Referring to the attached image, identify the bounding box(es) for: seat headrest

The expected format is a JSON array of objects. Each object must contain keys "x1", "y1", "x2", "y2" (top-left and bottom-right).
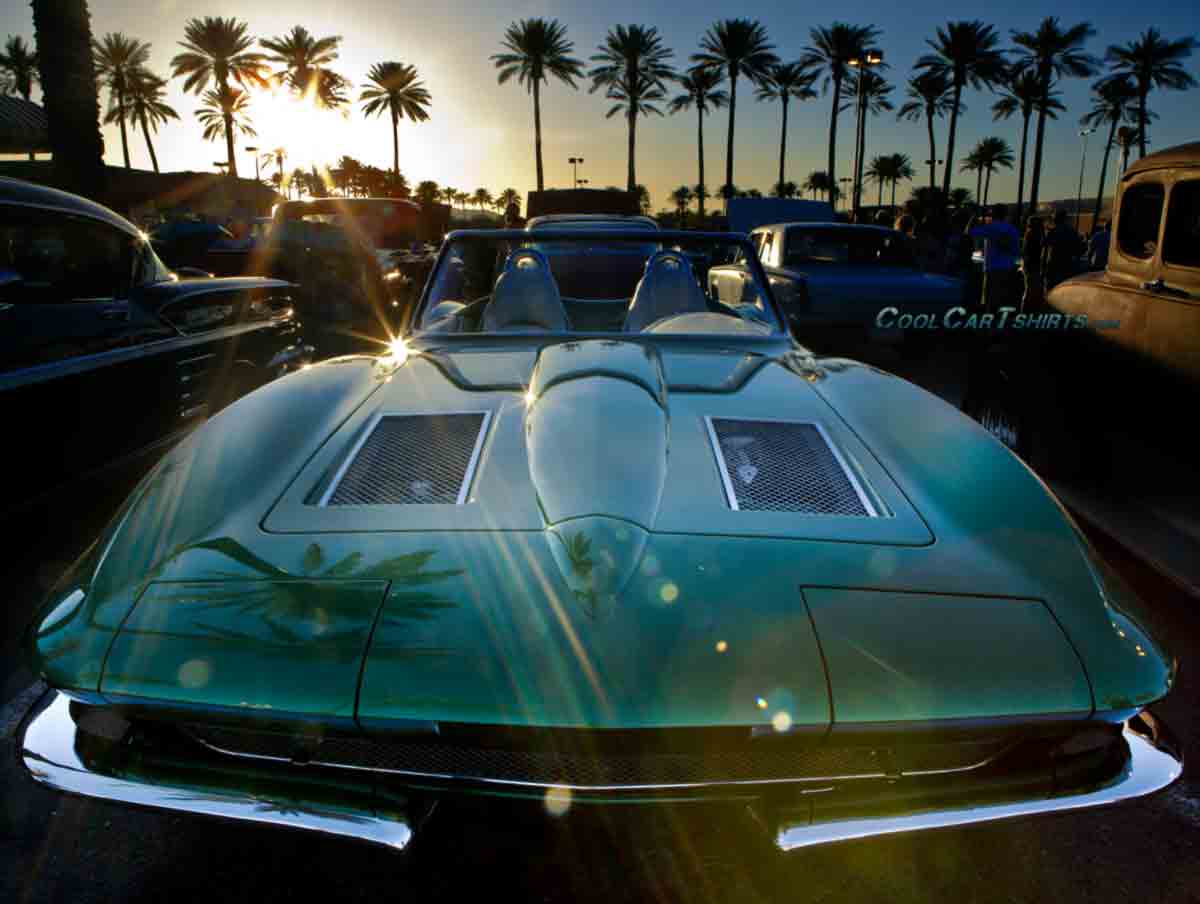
[
  {"x1": 623, "y1": 250, "x2": 708, "y2": 332},
  {"x1": 482, "y1": 248, "x2": 569, "y2": 332}
]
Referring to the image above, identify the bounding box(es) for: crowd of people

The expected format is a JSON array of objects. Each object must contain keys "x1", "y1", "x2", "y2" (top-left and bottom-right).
[{"x1": 852, "y1": 202, "x2": 1108, "y2": 314}]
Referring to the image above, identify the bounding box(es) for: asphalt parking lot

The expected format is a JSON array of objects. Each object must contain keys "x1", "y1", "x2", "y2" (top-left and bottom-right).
[{"x1": 3, "y1": 347, "x2": 1198, "y2": 904}]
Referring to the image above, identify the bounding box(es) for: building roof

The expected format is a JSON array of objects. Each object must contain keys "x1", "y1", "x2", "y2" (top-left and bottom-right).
[
  {"x1": 0, "y1": 96, "x2": 49, "y2": 155},
  {"x1": 1124, "y1": 142, "x2": 1200, "y2": 178}
]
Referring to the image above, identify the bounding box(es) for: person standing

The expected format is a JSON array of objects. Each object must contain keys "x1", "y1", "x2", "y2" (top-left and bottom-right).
[
  {"x1": 969, "y1": 204, "x2": 1020, "y2": 311},
  {"x1": 1021, "y1": 216, "x2": 1045, "y2": 313},
  {"x1": 1088, "y1": 220, "x2": 1111, "y2": 271},
  {"x1": 1043, "y1": 209, "x2": 1080, "y2": 292}
]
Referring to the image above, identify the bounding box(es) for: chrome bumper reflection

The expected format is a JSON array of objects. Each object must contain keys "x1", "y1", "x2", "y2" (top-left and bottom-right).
[
  {"x1": 776, "y1": 711, "x2": 1181, "y2": 851},
  {"x1": 19, "y1": 693, "x2": 412, "y2": 851}
]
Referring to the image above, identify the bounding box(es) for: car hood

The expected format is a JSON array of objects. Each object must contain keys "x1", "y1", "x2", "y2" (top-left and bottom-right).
[
  {"x1": 31, "y1": 340, "x2": 1172, "y2": 732},
  {"x1": 789, "y1": 266, "x2": 962, "y2": 306}
]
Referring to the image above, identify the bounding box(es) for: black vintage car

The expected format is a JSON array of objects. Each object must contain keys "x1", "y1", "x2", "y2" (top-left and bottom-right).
[{"x1": 0, "y1": 177, "x2": 312, "y2": 520}]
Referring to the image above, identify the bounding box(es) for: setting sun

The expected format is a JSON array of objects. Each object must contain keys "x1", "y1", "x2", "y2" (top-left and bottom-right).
[{"x1": 249, "y1": 84, "x2": 353, "y2": 175}]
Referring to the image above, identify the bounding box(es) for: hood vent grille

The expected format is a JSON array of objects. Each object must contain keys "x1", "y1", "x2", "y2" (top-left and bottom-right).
[
  {"x1": 320, "y1": 412, "x2": 491, "y2": 506},
  {"x1": 706, "y1": 417, "x2": 876, "y2": 516}
]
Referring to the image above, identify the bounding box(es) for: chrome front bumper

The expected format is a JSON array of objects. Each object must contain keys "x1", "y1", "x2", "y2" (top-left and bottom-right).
[{"x1": 20, "y1": 691, "x2": 1182, "y2": 853}]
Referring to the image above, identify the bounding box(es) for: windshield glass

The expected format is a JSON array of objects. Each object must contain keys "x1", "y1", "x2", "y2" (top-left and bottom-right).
[
  {"x1": 417, "y1": 232, "x2": 781, "y2": 336},
  {"x1": 785, "y1": 228, "x2": 916, "y2": 269}
]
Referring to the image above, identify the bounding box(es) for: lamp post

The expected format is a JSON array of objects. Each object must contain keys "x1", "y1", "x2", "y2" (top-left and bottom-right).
[
  {"x1": 245, "y1": 145, "x2": 260, "y2": 182},
  {"x1": 847, "y1": 48, "x2": 884, "y2": 221},
  {"x1": 1075, "y1": 128, "x2": 1096, "y2": 232},
  {"x1": 568, "y1": 156, "x2": 584, "y2": 188}
]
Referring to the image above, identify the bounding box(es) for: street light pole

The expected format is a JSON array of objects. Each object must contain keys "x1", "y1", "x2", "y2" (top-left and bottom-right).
[
  {"x1": 568, "y1": 156, "x2": 584, "y2": 188},
  {"x1": 847, "y1": 49, "x2": 883, "y2": 221},
  {"x1": 1075, "y1": 128, "x2": 1095, "y2": 232},
  {"x1": 246, "y1": 146, "x2": 260, "y2": 182}
]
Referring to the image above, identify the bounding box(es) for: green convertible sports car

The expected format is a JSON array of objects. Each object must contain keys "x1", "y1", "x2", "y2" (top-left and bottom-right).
[{"x1": 21, "y1": 230, "x2": 1180, "y2": 852}]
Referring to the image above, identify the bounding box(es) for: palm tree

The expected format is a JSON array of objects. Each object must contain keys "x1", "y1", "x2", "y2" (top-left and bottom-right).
[
  {"x1": 691, "y1": 19, "x2": 778, "y2": 200},
  {"x1": 261, "y1": 146, "x2": 286, "y2": 186},
  {"x1": 196, "y1": 85, "x2": 256, "y2": 150},
  {"x1": 915, "y1": 20, "x2": 1006, "y2": 199},
  {"x1": 589, "y1": 25, "x2": 675, "y2": 191},
  {"x1": 0, "y1": 34, "x2": 40, "y2": 157},
  {"x1": 415, "y1": 180, "x2": 440, "y2": 209},
  {"x1": 1011, "y1": 18, "x2": 1098, "y2": 216},
  {"x1": 865, "y1": 155, "x2": 889, "y2": 207},
  {"x1": 497, "y1": 187, "x2": 521, "y2": 213},
  {"x1": 991, "y1": 68, "x2": 1066, "y2": 222},
  {"x1": 803, "y1": 171, "x2": 831, "y2": 200},
  {"x1": 92, "y1": 33, "x2": 150, "y2": 169},
  {"x1": 961, "y1": 147, "x2": 985, "y2": 206},
  {"x1": 1115, "y1": 126, "x2": 1140, "y2": 175},
  {"x1": 772, "y1": 180, "x2": 799, "y2": 199},
  {"x1": 973, "y1": 137, "x2": 1014, "y2": 205},
  {"x1": 471, "y1": 187, "x2": 494, "y2": 211},
  {"x1": 121, "y1": 69, "x2": 178, "y2": 173},
  {"x1": 171, "y1": 17, "x2": 267, "y2": 177},
  {"x1": 289, "y1": 165, "x2": 305, "y2": 199},
  {"x1": 260, "y1": 25, "x2": 348, "y2": 108},
  {"x1": 1081, "y1": 75, "x2": 1138, "y2": 224},
  {"x1": 670, "y1": 185, "x2": 694, "y2": 222},
  {"x1": 898, "y1": 71, "x2": 957, "y2": 190},
  {"x1": 667, "y1": 68, "x2": 728, "y2": 218},
  {"x1": 756, "y1": 61, "x2": 818, "y2": 190},
  {"x1": 842, "y1": 69, "x2": 894, "y2": 208},
  {"x1": 359, "y1": 62, "x2": 431, "y2": 180},
  {"x1": 635, "y1": 184, "x2": 652, "y2": 215},
  {"x1": 949, "y1": 187, "x2": 973, "y2": 208},
  {"x1": 883, "y1": 152, "x2": 915, "y2": 208},
  {"x1": 30, "y1": 1, "x2": 105, "y2": 195},
  {"x1": 492, "y1": 19, "x2": 584, "y2": 192},
  {"x1": 1104, "y1": 29, "x2": 1198, "y2": 160},
  {"x1": 802, "y1": 23, "x2": 880, "y2": 202}
]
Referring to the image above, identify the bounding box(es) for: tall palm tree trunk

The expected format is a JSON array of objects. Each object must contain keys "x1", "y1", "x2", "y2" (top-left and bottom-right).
[
  {"x1": 1027, "y1": 71, "x2": 1051, "y2": 214},
  {"x1": 854, "y1": 102, "x2": 867, "y2": 212},
  {"x1": 533, "y1": 78, "x2": 544, "y2": 192},
  {"x1": 22, "y1": 84, "x2": 34, "y2": 159},
  {"x1": 1094, "y1": 117, "x2": 1118, "y2": 224},
  {"x1": 627, "y1": 108, "x2": 637, "y2": 192},
  {"x1": 1015, "y1": 112, "x2": 1030, "y2": 223},
  {"x1": 31, "y1": 0, "x2": 106, "y2": 201},
  {"x1": 877, "y1": 179, "x2": 883, "y2": 208},
  {"x1": 827, "y1": 76, "x2": 841, "y2": 202},
  {"x1": 975, "y1": 167, "x2": 982, "y2": 204},
  {"x1": 390, "y1": 107, "x2": 399, "y2": 176},
  {"x1": 941, "y1": 79, "x2": 963, "y2": 199},
  {"x1": 222, "y1": 111, "x2": 238, "y2": 177},
  {"x1": 724, "y1": 65, "x2": 738, "y2": 200},
  {"x1": 925, "y1": 110, "x2": 936, "y2": 189},
  {"x1": 139, "y1": 110, "x2": 159, "y2": 172},
  {"x1": 696, "y1": 106, "x2": 706, "y2": 217},
  {"x1": 777, "y1": 96, "x2": 789, "y2": 189},
  {"x1": 115, "y1": 86, "x2": 131, "y2": 168},
  {"x1": 891, "y1": 178, "x2": 897, "y2": 209},
  {"x1": 984, "y1": 166, "x2": 993, "y2": 206},
  {"x1": 1137, "y1": 88, "x2": 1147, "y2": 159}
]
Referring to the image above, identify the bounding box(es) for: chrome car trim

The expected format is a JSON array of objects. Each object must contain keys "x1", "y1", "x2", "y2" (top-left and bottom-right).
[
  {"x1": 776, "y1": 711, "x2": 1182, "y2": 851},
  {"x1": 20, "y1": 694, "x2": 412, "y2": 851}
]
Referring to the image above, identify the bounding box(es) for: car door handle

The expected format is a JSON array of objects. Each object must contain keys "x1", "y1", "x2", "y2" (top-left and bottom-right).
[{"x1": 1141, "y1": 279, "x2": 1192, "y2": 299}]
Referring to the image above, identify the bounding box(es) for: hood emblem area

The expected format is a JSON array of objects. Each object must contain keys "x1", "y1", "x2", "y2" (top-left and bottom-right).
[
  {"x1": 705, "y1": 417, "x2": 878, "y2": 516},
  {"x1": 318, "y1": 411, "x2": 491, "y2": 506}
]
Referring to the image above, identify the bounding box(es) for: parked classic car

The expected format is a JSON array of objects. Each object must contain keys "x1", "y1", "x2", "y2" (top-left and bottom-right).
[
  {"x1": 0, "y1": 177, "x2": 312, "y2": 520},
  {"x1": 710, "y1": 222, "x2": 963, "y2": 347},
  {"x1": 962, "y1": 142, "x2": 1199, "y2": 478},
  {"x1": 22, "y1": 230, "x2": 1179, "y2": 854}
]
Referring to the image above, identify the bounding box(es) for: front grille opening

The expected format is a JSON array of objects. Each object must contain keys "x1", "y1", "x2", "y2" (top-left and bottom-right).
[
  {"x1": 318, "y1": 412, "x2": 491, "y2": 506},
  {"x1": 706, "y1": 417, "x2": 877, "y2": 516}
]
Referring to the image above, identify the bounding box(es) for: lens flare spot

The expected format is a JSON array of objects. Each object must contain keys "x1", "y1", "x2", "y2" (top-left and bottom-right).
[
  {"x1": 772, "y1": 711, "x2": 793, "y2": 733},
  {"x1": 544, "y1": 785, "x2": 572, "y2": 817},
  {"x1": 659, "y1": 581, "x2": 679, "y2": 604},
  {"x1": 386, "y1": 337, "x2": 409, "y2": 364},
  {"x1": 715, "y1": 640, "x2": 728, "y2": 653},
  {"x1": 178, "y1": 659, "x2": 211, "y2": 689},
  {"x1": 756, "y1": 697, "x2": 769, "y2": 710}
]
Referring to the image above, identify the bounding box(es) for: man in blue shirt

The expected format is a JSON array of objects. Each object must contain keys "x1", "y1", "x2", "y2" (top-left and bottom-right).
[{"x1": 969, "y1": 204, "x2": 1021, "y2": 311}]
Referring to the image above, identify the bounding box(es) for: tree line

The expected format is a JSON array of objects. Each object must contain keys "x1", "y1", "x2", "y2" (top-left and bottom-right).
[{"x1": 2, "y1": 13, "x2": 1196, "y2": 224}]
